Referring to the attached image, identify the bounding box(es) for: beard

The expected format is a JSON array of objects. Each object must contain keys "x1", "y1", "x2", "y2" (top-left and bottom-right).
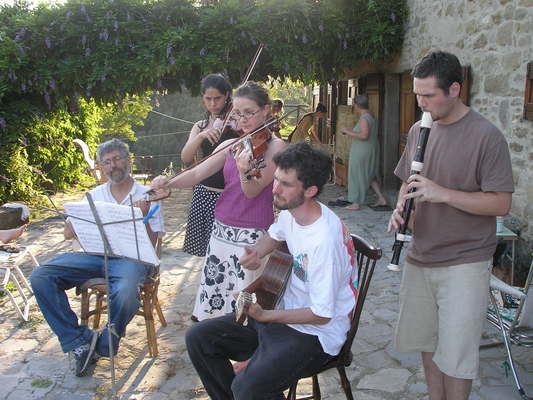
[
  {"x1": 105, "y1": 167, "x2": 128, "y2": 184},
  {"x1": 274, "y1": 191, "x2": 305, "y2": 211}
]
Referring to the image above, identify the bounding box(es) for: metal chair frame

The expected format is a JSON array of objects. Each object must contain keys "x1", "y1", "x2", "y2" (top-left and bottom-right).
[
  {"x1": 484, "y1": 258, "x2": 533, "y2": 400},
  {"x1": 287, "y1": 233, "x2": 382, "y2": 400}
]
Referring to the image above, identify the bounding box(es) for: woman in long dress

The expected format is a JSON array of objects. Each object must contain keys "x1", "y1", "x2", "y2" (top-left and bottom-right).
[
  {"x1": 152, "y1": 81, "x2": 286, "y2": 320},
  {"x1": 340, "y1": 95, "x2": 387, "y2": 210}
]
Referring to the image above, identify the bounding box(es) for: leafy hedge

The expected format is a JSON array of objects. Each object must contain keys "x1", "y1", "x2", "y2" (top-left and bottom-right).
[{"x1": 0, "y1": 0, "x2": 407, "y2": 203}]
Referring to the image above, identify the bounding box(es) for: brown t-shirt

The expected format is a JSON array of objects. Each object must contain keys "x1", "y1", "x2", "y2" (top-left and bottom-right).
[{"x1": 395, "y1": 109, "x2": 514, "y2": 268}]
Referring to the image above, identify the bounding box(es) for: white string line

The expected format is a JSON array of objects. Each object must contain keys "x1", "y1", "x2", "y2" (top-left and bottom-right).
[{"x1": 149, "y1": 109, "x2": 196, "y2": 125}]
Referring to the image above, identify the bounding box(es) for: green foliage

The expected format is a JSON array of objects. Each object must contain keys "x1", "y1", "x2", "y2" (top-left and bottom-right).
[{"x1": 0, "y1": 0, "x2": 407, "y2": 204}]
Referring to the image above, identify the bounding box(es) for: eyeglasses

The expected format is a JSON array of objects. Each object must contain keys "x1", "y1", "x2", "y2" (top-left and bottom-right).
[
  {"x1": 100, "y1": 155, "x2": 128, "y2": 167},
  {"x1": 231, "y1": 109, "x2": 261, "y2": 121}
]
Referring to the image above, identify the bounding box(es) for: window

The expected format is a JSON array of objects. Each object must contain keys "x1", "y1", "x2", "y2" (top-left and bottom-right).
[{"x1": 524, "y1": 62, "x2": 533, "y2": 121}]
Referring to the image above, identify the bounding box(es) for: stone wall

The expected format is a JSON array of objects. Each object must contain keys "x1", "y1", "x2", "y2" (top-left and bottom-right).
[{"x1": 388, "y1": 0, "x2": 533, "y2": 268}]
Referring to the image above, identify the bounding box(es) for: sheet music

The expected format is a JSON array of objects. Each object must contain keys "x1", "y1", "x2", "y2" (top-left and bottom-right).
[{"x1": 64, "y1": 201, "x2": 159, "y2": 266}]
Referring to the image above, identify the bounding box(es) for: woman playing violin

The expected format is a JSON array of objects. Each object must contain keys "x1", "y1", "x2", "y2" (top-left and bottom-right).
[
  {"x1": 152, "y1": 81, "x2": 286, "y2": 321},
  {"x1": 181, "y1": 74, "x2": 240, "y2": 260}
]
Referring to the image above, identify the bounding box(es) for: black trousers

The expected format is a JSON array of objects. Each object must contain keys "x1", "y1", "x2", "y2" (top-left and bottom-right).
[{"x1": 185, "y1": 314, "x2": 332, "y2": 400}]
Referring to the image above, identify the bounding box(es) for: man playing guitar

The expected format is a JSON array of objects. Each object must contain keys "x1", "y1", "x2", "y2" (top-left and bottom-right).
[{"x1": 185, "y1": 142, "x2": 358, "y2": 400}]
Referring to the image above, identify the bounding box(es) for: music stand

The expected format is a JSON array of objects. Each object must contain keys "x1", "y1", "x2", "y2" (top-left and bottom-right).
[{"x1": 40, "y1": 192, "x2": 157, "y2": 399}]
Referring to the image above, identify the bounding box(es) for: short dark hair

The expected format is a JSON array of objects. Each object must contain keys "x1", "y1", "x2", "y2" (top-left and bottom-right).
[
  {"x1": 353, "y1": 94, "x2": 369, "y2": 109},
  {"x1": 273, "y1": 142, "x2": 331, "y2": 196},
  {"x1": 315, "y1": 103, "x2": 327, "y2": 113},
  {"x1": 272, "y1": 99, "x2": 283, "y2": 109},
  {"x1": 412, "y1": 51, "x2": 463, "y2": 95}
]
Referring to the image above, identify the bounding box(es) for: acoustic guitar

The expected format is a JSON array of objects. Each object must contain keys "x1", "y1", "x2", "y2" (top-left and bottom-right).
[{"x1": 235, "y1": 247, "x2": 293, "y2": 325}]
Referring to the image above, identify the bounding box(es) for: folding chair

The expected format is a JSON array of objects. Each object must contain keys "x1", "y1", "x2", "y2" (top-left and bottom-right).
[
  {"x1": 287, "y1": 233, "x2": 382, "y2": 400},
  {"x1": 1, "y1": 247, "x2": 39, "y2": 321},
  {"x1": 485, "y1": 258, "x2": 533, "y2": 400}
]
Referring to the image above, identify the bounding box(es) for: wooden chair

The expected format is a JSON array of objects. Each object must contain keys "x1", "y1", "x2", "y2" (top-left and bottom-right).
[
  {"x1": 78, "y1": 235, "x2": 167, "y2": 357},
  {"x1": 287, "y1": 233, "x2": 382, "y2": 400}
]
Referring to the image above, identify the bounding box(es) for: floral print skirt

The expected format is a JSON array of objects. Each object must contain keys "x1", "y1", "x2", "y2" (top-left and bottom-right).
[{"x1": 192, "y1": 219, "x2": 265, "y2": 321}]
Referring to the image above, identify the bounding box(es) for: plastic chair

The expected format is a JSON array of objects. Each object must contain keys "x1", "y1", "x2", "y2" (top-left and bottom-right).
[
  {"x1": 484, "y1": 258, "x2": 533, "y2": 400},
  {"x1": 287, "y1": 233, "x2": 382, "y2": 400},
  {"x1": 77, "y1": 234, "x2": 167, "y2": 357}
]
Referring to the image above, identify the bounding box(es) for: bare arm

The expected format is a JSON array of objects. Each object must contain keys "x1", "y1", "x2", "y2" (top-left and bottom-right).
[
  {"x1": 404, "y1": 174, "x2": 512, "y2": 216},
  {"x1": 341, "y1": 117, "x2": 369, "y2": 140},
  {"x1": 248, "y1": 306, "x2": 331, "y2": 325},
  {"x1": 181, "y1": 121, "x2": 222, "y2": 164},
  {"x1": 152, "y1": 139, "x2": 234, "y2": 190},
  {"x1": 236, "y1": 138, "x2": 287, "y2": 198},
  {"x1": 239, "y1": 234, "x2": 283, "y2": 270},
  {"x1": 64, "y1": 220, "x2": 76, "y2": 240}
]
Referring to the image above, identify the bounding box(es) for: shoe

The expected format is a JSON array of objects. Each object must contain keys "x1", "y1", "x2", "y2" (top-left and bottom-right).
[{"x1": 70, "y1": 330, "x2": 98, "y2": 377}]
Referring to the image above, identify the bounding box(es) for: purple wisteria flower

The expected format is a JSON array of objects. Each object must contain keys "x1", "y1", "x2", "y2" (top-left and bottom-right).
[
  {"x1": 199, "y1": 48, "x2": 206, "y2": 56},
  {"x1": 66, "y1": 11, "x2": 72, "y2": 19},
  {"x1": 318, "y1": 24, "x2": 324, "y2": 32},
  {"x1": 127, "y1": 12, "x2": 132, "y2": 21},
  {"x1": 101, "y1": 74, "x2": 106, "y2": 82},
  {"x1": 15, "y1": 27, "x2": 28, "y2": 41},
  {"x1": 45, "y1": 37, "x2": 52, "y2": 48},
  {"x1": 80, "y1": 5, "x2": 86, "y2": 14},
  {"x1": 17, "y1": 46, "x2": 25, "y2": 55},
  {"x1": 169, "y1": 56, "x2": 176, "y2": 65},
  {"x1": 301, "y1": 34, "x2": 308, "y2": 44},
  {"x1": 81, "y1": 35, "x2": 87, "y2": 47},
  {"x1": 99, "y1": 29, "x2": 109, "y2": 41},
  {"x1": 49, "y1": 79, "x2": 56, "y2": 90},
  {"x1": 85, "y1": 47, "x2": 91, "y2": 57},
  {"x1": 0, "y1": 119, "x2": 7, "y2": 129},
  {"x1": 166, "y1": 46, "x2": 172, "y2": 58},
  {"x1": 114, "y1": 39, "x2": 120, "y2": 47},
  {"x1": 60, "y1": 23, "x2": 65, "y2": 31},
  {"x1": 390, "y1": 12, "x2": 397, "y2": 23},
  {"x1": 114, "y1": 20, "x2": 119, "y2": 31},
  {"x1": 21, "y1": 82, "x2": 26, "y2": 91}
]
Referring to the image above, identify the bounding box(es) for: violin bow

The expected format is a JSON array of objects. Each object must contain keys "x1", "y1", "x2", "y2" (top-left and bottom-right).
[
  {"x1": 146, "y1": 107, "x2": 298, "y2": 200},
  {"x1": 218, "y1": 44, "x2": 265, "y2": 134}
]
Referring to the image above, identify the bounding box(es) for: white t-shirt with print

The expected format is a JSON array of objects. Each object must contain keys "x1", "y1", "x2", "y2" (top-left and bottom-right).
[{"x1": 268, "y1": 202, "x2": 357, "y2": 356}]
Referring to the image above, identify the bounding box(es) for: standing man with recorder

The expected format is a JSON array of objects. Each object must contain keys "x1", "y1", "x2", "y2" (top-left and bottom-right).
[{"x1": 388, "y1": 51, "x2": 514, "y2": 400}]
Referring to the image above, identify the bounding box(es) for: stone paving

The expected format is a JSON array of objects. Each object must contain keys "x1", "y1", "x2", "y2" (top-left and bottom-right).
[{"x1": 1, "y1": 184, "x2": 532, "y2": 399}]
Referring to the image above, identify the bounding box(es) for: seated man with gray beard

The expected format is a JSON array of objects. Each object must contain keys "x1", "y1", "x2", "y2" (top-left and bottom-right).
[{"x1": 30, "y1": 138, "x2": 165, "y2": 377}]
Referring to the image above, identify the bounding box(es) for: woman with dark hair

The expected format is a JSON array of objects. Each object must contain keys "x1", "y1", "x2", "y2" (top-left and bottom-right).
[
  {"x1": 180, "y1": 74, "x2": 240, "y2": 258},
  {"x1": 152, "y1": 81, "x2": 286, "y2": 320},
  {"x1": 340, "y1": 94, "x2": 387, "y2": 210},
  {"x1": 268, "y1": 98, "x2": 284, "y2": 139}
]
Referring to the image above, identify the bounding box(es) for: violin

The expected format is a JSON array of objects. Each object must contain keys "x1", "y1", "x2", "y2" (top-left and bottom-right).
[{"x1": 231, "y1": 127, "x2": 272, "y2": 180}]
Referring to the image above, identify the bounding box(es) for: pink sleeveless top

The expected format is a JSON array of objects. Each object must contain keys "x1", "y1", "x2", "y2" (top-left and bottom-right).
[{"x1": 214, "y1": 152, "x2": 274, "y2": 230}]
